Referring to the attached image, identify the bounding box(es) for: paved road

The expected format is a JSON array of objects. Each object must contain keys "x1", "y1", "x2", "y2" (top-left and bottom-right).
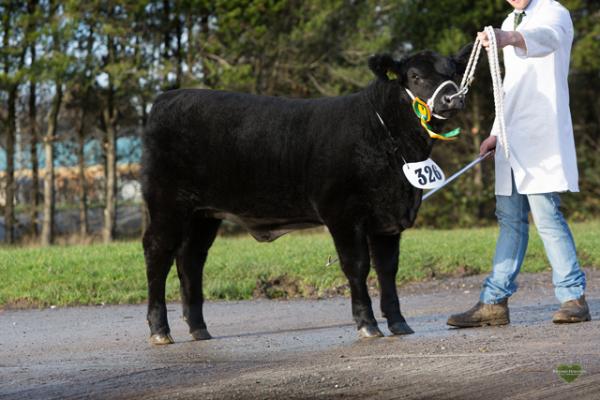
[{"x1": 1, "y1": 270, "x2": 599, "y2": 400}]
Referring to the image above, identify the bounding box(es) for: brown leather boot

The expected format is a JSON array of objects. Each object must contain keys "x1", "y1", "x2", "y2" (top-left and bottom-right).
[
  {"x1": 552, "y1": 295, "x2": 591, "y2": 323},
  {"x1": 447, "y1": 298, "x2": 510, "y2": 328}
]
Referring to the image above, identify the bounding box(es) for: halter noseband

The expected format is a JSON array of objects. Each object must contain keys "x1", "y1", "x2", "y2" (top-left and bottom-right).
[
  {"x1": 404, "y1": 80, "x2": 462, "y2": 141},
  {"x1": 404, "y1": 80, "x2": 461, "y2": 120}
]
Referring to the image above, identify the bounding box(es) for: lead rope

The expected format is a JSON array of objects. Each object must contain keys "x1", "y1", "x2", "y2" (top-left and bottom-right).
[
  {"x1": 458, "y1": 32, "x2": 483, "y2": 91},
  {"x1": 485, "y1": 26, "x2": 509, "y2": 159},
  {"x1": 450, "y1": 26, "x2": 509, "y2": 159}
]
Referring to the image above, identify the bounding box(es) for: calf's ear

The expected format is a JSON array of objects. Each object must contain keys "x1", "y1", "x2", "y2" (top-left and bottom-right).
[
  {"x1": 452, "y1": 42, "x2": 474, "y2": 75},
  {"x1": 368, "y1": 53, "x2": 403, "y2": 81}
]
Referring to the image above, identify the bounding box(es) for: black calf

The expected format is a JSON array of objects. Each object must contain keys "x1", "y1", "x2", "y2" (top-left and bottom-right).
[{"x1": 142, "y1": 45, "x2": 472, "y2": 344}]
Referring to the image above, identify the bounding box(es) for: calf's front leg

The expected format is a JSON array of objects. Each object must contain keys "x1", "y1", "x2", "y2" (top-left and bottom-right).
[
  {"x1": 369, "y1": 233, "x2": 414, "y2": 335},
  {"x1": 328, "y1": 223, "x2": 383, "y2": 338}
]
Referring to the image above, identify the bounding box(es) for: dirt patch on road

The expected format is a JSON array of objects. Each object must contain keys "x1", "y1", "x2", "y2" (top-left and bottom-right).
[{"x1": 252, "y1": 274, "x2": 383, "y2": 300}]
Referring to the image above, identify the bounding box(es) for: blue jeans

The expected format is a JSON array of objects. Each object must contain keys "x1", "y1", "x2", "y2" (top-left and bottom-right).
[{"x1": 480, "y1": 176, "x2": 586, "y2": 304}]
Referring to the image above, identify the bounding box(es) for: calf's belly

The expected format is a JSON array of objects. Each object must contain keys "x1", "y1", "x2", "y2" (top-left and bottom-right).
[{"x1": 207, "y1": 210, "x2": 322, "y2": 242}]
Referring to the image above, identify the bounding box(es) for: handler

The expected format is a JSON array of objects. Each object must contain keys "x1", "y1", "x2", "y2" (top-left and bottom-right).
[{"x1": 447, "y1": 0, "x2": 590, "y2": 327}]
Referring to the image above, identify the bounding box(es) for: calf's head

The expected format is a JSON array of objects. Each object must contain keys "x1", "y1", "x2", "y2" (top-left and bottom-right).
[{"x1": 368, "y1": 44, "x2": 473, "y2": 119}]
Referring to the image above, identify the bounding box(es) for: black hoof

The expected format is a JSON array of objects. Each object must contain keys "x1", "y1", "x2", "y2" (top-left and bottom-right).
[
  {"x1": 149, "y1": 333, "x2": 174, "y2": 345},
  {"x1": 358, "y1": 325, "x2": 384, "y2": 339},
  {"x1": 191, "y1": 328, "x2": 212, "y2": 340},
  {"x1": 389, "y1": 321, "x2": 415, "y2": 335}
]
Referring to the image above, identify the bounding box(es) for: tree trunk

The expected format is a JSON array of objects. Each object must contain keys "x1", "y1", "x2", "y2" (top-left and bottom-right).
[
  {"x1": 102, "y1": 108, "x2": 117, "y2": 244},
  {"x1": 162, "y1": 0, "x2": 171, "y2": 56},
  {"x1": 29, "y1": 46, "x2": 39, "y2": 237},
  {"x1": 470, "y1": 91, "x2": 485, "y2": 219},
  {"x1": 162, "y1": 0, "x2": 172, "y2": 89},
  {"x1": 175, "y1": 10, "x2": 183, "y2": 88},
  {"x1": 102, "y1": 29, "x2": 119, "y2": 244},
  {"x1": 41, "y1": 82, "x2": 62, "y2": 246},
  {"x1": 77, "y1": 110, "x2": 89, "y2": 238},
  {"x1": 77, "y1": 19, "x2": 95, "y2": 240},
  {"x1": 199, "y1": 12, "x2": 210, "y2": 86},
  {"x1": 4, "y1": 86, "x2": 17, "y2": 244},
  {"x1": 1, "y1": 3, "x2": 24, "y2": 244},
  {"x1": 185, "y1": 12, "x2": 195, "y2": 83}
]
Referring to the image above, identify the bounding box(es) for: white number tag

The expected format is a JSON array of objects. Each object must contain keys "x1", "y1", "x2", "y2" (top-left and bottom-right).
[{"x1": 402, "y1": 158, "x2": 446, "y2": 189}]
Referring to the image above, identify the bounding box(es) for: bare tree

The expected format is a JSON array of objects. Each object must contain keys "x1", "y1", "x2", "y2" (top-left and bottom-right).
[
  {"x1": 76, "y1": 109, "x2": 89, "y2": 237},
  {"x1": 40, "y1": 84, "x2": 62, "y2": 246},
  {"x1": 40, "y1": 1, "x2": 65, "y2": 246},
  {"x1": 1, "y1": 3, "x2": 27, "y2": 244},
  {"x1": 76, "y1": 23, "x2": 96, "y2": 239},
  {"x1": 101, "y1": 33, "x2": 118, "y2": 243},
  {"x1": 27, "y1": 0, "x2": 40, "y2": 238}
]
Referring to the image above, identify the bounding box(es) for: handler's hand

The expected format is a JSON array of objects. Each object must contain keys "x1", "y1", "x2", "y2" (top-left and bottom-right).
[
  {"x1": 480, "y1": 135, "x2": 497, "y2": 156},
  {"x1": 477, "y1": 28, "x2": 514, "y2": 50},
  {"x1": 477, "y1": 28, "x2": 527, "y2": 50}
]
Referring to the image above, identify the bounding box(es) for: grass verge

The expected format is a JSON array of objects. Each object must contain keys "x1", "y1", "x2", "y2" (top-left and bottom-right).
[{"x1": 1, "y1": 220, "x2": 599, "y2": 308}]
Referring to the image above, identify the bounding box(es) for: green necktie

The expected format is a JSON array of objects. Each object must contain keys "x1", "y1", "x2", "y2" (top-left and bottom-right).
[{"x1": 514, "y1": 11, "x2": 526, "y2": 29}]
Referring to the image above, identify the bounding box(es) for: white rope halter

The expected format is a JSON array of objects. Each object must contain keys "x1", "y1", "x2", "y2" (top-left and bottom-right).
[{"x1": 404, "y1": 80, "x2": 461, "y2": 120}]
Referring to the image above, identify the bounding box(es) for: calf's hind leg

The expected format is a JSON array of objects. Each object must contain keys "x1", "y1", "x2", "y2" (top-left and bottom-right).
[
  {"x1": 175, "y1": 217, "x2": 222, "y2": 341},
  {"x1": 143, "y1": 217, "x2": 182, "y2": 345},
  {"x1": 369, "y1": 234, "x2": 414, "y2": 335}
]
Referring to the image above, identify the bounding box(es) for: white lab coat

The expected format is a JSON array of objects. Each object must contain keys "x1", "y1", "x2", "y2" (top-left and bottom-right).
[{"x1": 492, "y1": 0, "x2": 578, "y2": 195}]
